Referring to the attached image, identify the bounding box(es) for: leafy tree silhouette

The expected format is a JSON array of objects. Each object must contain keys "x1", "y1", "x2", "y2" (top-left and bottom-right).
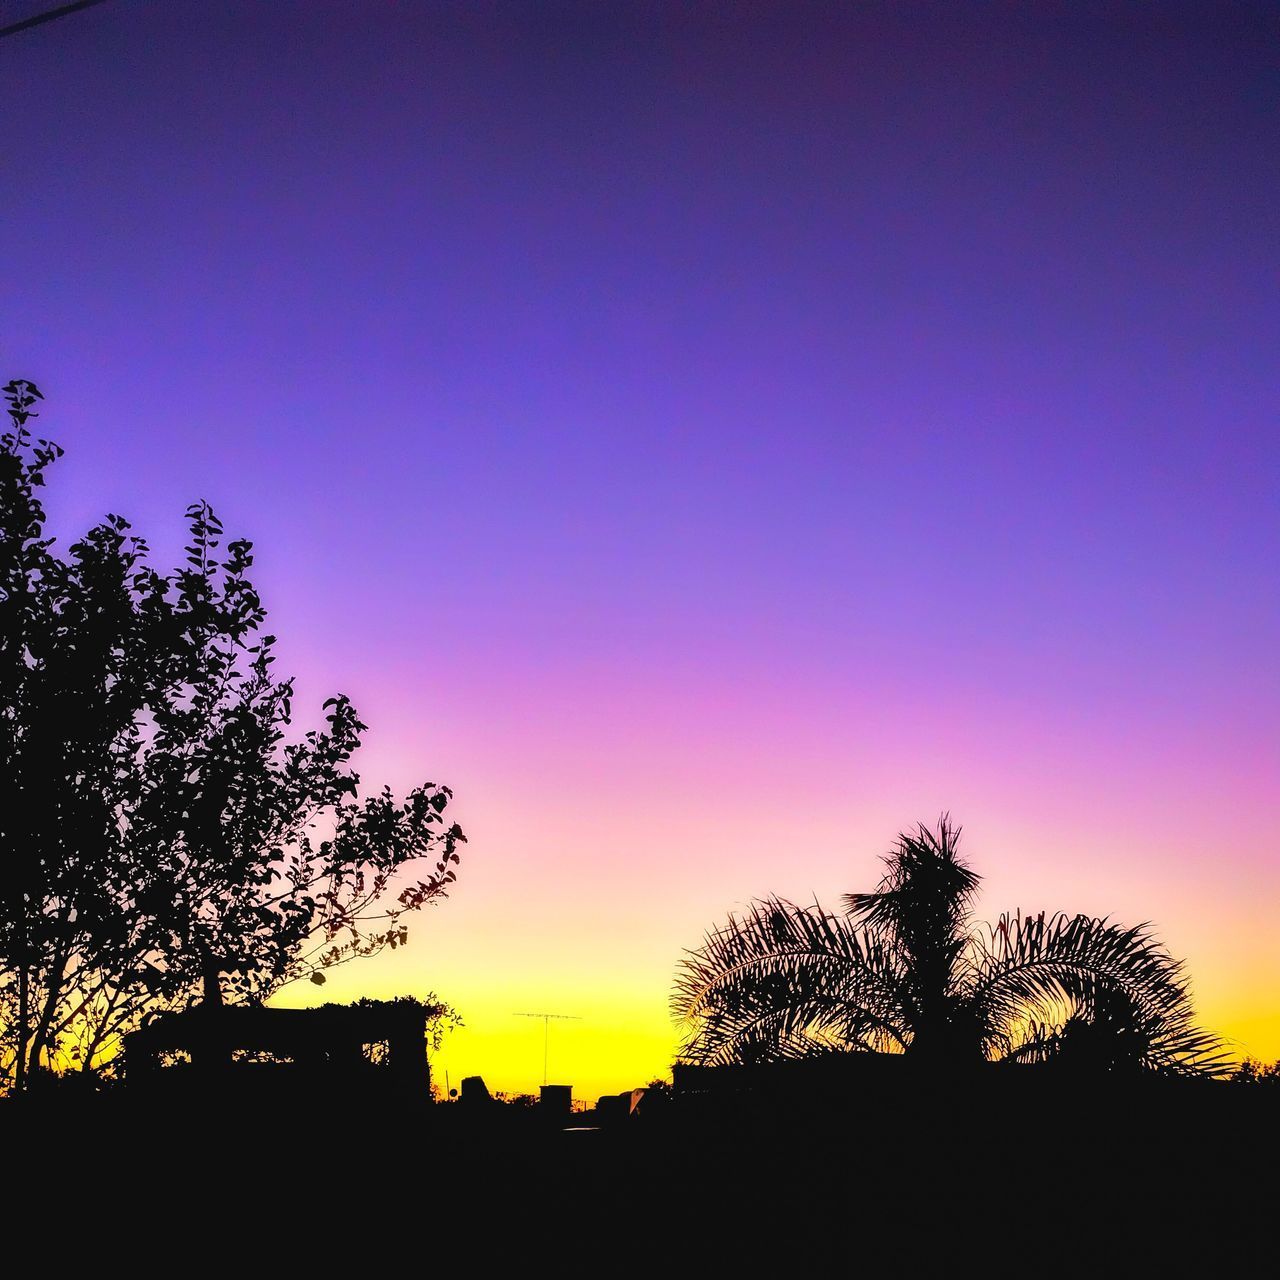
[
  {"x1": 1230, "y1": 1058, "x2": 1280, "y2": 1085},
  {"x1": 0, "y1": 379, "x2": 464, "y2": 1091},
  {"x1": 673, "y1": 816, "x2": 1222, "y2": 1075}
]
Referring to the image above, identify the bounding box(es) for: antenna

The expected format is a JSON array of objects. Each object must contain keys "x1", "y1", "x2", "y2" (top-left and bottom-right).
[{"x1": 514, "y1": 1011, "x2": 581, "y2": 1087}]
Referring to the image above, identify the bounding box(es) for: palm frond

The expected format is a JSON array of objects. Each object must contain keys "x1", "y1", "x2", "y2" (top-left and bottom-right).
[
  {"x1": 673, "y1": 817, "x2": 1224, "y2": 1079},
  {"x1": 672, "y1": 898, "x2": 908, "y2": 1065},
  {"x1": 972, "y1": 911, "x2": 1226, "y2": 1076},
  {"x1": 844, "y1": 815, "x2": 978, "y2": 978}
]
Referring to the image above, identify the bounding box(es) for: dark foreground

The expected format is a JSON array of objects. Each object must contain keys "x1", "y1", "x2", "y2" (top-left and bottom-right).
[{"x1": 4, "y1": 1070, "x2": 1275, "y2": 1262}]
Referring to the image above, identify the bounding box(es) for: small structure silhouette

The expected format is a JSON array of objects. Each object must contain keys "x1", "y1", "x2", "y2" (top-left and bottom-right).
[
  {"x1": 459, "y1": 1074, "x2": 494, "y2": 1105},
  {"x1": 596, "y1": 1087, "x2": 649, "y2": 1123},
  {"x1": 539, "y1": 1084, "x2": 572, "y2": 1117},
  {"x1": 124, "y1": 998, "x2": 436, "y2": 1097}
]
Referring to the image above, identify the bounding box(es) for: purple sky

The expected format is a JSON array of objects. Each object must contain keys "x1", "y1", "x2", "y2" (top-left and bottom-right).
[{"x1": 4, "y1": 2, "x2": 1277, "y2": 1090}]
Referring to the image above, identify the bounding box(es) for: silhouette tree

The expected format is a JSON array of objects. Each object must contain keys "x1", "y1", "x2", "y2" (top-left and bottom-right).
[
  {"x1": 0, "y1": 379, "x2": 464, "y2": 1090},
  {"x1": 1230, "y1": 1058, "x2": 1280, "y2": 1086},
  {"x1": 673, "y1": 817, "x2": 1221, "y2": 1076},
  {"x1": 0, "y1": 377, "x2": 136, "y2": 1091}
]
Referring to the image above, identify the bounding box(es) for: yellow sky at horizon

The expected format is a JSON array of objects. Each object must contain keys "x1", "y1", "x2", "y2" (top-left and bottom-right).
[{"x1": 274, "y1": 916, "x2": 1280, "y2": 1102}]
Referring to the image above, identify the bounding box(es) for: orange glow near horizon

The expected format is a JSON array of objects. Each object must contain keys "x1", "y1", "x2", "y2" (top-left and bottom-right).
[
  {"x1": 270, "y1": 689, "x2": 1280, "y2": 1099},
  {"x1": 8, "y1": 1, "x2": 1277, "y2": 1103}
]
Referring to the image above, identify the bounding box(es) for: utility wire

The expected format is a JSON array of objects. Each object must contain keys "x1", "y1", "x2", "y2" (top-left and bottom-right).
[{"x1": 0, "y1": 1, "x2": 111, "y2": 41}]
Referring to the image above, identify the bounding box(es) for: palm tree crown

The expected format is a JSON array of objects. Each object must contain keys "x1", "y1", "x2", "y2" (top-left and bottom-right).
[{"x1": 673, "y1": 817, "x2": 1221, "y2": 1075}]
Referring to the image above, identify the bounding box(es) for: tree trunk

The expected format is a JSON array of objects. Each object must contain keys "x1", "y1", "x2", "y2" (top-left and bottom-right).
[
  {"x1": 202, "y1": 950, "x2": 224, "y2": 1008},
  {"x1": 15, "y1": 954, "x2": 28, "y2": 1094},
  {"x1": 27, "y1": 913, "x2": 72, "y2": 1079},
  {"x1": 199, "y1": 945, "x2": 231, "y2": 1072}
]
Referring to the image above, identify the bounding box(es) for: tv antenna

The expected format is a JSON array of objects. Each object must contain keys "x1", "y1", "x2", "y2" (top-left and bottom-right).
[{"x1": 515, "y1": 1011, "x2": 581, "y2": 1086}]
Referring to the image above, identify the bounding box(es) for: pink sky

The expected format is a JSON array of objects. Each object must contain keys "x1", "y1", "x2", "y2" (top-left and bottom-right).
[{"x1": 6, "y1": 3, "x2": 1277, "y2": 1096}]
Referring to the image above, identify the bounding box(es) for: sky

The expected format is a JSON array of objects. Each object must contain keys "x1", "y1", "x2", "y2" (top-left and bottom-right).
[{"x1": 3, "y1": 0, "x2": 1277, "y2": 1097}]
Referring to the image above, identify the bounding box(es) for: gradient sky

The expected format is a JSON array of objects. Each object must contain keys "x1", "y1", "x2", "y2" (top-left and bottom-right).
[{"x1": 4, "y1": 1, "x2": 1277, "y2": 1096}]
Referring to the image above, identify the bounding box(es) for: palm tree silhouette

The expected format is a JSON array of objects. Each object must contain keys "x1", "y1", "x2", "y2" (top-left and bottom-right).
[{"x1": 673, "y1": 817, "x2": 1221, "y2": 1075}]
